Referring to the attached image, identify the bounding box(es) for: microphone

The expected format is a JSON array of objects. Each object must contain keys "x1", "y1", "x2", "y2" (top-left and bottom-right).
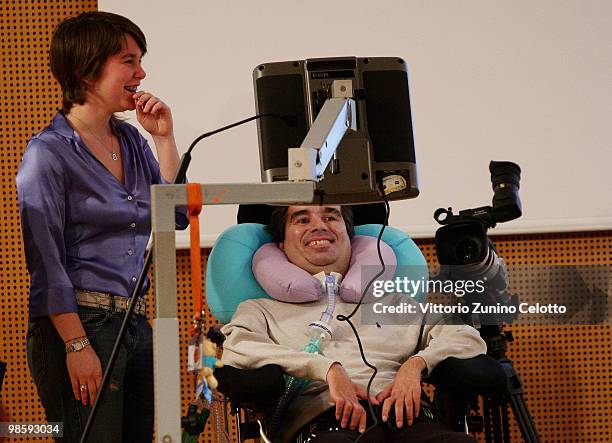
[{"x1": 174, "y1": 113, "x2": 296, "y2": 184}]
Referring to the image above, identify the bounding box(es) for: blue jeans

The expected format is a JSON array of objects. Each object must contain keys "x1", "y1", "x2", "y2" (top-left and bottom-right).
[{"x1": 27, "y1": 307, "x2": 154, "y2": 442}]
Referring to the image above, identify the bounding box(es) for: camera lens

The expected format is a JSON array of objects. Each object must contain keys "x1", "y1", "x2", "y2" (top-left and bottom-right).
[
  {"x1": 435, "y1": 220, "x2": 488, "y2": 265},
  {"x1": 456, "y1": 239, "x2": 480, "y2": 263}
]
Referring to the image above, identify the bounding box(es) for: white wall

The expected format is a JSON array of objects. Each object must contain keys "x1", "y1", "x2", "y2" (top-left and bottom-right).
[{"x1": 101, "y1": 0, "x2": 612, "y2": 247}]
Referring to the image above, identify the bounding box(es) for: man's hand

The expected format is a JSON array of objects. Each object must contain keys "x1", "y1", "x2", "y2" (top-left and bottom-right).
[
  {"x1": 67, "y1": 347, "x2": 103, "y2": 407},
  {"x1": 376, "y1": 356, "x2": 426, "y2": 428},
  {"x1": 326, "y1": 363, "x2": 378, "y2": 433}
]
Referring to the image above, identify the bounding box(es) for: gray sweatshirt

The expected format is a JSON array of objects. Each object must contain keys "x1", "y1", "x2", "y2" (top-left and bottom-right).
[{"x1": 221, "y1": 295, "x2": 487, "y2": 441}]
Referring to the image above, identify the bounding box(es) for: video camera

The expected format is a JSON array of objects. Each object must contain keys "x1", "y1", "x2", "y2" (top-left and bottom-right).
[{"x1": 433, "y1": 161, "x2": 522, "y2": 323}]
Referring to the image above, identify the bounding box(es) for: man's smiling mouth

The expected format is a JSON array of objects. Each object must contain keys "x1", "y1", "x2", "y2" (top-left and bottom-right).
[{"x1": 307, "y1": 239, "x2": 332, "y2": 247}]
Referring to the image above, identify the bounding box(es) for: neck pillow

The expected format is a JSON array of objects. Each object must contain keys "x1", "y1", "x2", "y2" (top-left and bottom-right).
[
  {"x1": 252, "y1": 236, "x2": 397, "y2": 303},
  {"x1": 205, "y1": 223, "x2": 428, "y2": 324}
]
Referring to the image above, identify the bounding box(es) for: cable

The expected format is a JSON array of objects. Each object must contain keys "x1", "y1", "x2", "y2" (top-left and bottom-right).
[
  {"x1": 173, "y1": 113, "x2": 292, "y2": 185},
  {"x1": 186, "y1": 113, "x2": 292, "y2": 155},
  {"x1": 335, "y1": 183, "x2": 391, "y2": 442}
]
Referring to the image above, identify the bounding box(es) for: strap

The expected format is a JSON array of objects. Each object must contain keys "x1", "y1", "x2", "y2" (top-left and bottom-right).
[{"x1": 187, "y1": 183, "x2": 203, "y2": 333}]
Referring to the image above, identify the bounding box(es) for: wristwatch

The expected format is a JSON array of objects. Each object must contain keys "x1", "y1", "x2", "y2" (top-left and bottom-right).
[{"x1": 65, "y1": 338, "x2": 91, "y2": 353}]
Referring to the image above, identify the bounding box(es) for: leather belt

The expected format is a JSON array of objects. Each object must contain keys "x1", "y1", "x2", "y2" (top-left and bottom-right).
[{"x1": 76, "y1": 289, "x2": 146, "y2": 316}]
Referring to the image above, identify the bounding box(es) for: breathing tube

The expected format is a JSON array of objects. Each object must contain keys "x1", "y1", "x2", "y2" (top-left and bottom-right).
[{"x1": 267, "y1": 272, "x2": 341, "y2": 437}]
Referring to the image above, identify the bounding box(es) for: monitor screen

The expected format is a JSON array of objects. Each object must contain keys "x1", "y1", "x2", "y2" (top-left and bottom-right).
[{"x1": 253, "y1": 56, "x2": 419, "y2": 204}]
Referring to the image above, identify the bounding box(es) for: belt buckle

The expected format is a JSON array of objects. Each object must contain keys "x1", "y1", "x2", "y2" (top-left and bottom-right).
[
  {"x1": 135, "y1": 297, "x2": 145, "y2": 315},
  {"x1": 133, "y1": 297, "x2": 139, "y2": 314},
  {"x1": 133, "y1": 297, "x2": 143, "y2": 314},
  {"x1": 127, "y1": 296, "x2": 137, "y2": 314}
]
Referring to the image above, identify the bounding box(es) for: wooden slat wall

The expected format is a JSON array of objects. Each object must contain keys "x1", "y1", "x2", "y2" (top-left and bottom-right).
[{"x1": 1, "y1": 1, "x2": 610, "y2": 441}]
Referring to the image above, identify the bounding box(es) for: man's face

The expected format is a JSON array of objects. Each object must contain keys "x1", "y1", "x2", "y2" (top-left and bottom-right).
[{"x1": 280, "y1": 206, "x2": 351, "y2": 276}]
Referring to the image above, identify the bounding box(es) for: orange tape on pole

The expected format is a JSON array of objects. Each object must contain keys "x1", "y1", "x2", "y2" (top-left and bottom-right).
[{"x1": 187, "y1": 183, "x2": 203, "y2": 323}]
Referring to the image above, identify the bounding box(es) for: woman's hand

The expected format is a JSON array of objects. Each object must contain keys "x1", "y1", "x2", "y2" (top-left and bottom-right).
[
  {"x1": 132, "y1": 90, "x2": 180, "y2": 181},
  {"x1": 67, "y1": 347, "x2": 103, "y2": 407},
  {"x1": 133, "y1": 91, "x2": 174, "y2": 138},
  {"x1": 50, "y1": 312, "x2": 104, "y2": 407}
]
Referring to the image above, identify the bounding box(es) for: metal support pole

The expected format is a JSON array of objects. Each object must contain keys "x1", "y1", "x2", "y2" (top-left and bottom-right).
[{"x1": 151, "y1": 181, "x2": 315, "y2": 442}]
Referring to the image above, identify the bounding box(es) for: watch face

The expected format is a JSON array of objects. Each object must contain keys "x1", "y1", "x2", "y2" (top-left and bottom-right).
[{"x1": 74, "y1": 342, "x2": 83, "y2": 351}]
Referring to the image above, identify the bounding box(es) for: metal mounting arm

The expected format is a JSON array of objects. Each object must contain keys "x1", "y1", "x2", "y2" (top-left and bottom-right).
[{"x1": 288, "y1": 98, "x2": 356, "y2": 181}]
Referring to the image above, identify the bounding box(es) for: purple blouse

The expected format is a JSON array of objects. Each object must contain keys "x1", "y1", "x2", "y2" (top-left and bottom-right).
[{"x1": 17, "y1": 113, "x2": 188, "y2": 318}]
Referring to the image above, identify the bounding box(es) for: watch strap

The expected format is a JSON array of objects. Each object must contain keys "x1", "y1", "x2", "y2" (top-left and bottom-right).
[{"x1": 65, "y1": 338, "x2": 91, "y2": 353}]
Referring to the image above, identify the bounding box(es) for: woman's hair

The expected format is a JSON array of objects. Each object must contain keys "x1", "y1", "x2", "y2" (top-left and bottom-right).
[
  {"x1": 50, "y1": 11, "x2": 147, "y2": 112},
  {"x1": 266, "y1": 206, "x2": 355, "y2": 243}
]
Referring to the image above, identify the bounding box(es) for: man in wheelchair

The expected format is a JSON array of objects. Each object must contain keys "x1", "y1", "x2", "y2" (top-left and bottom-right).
[{"x1": 220, "y1": 205, "x2": 486, "y2": 442}]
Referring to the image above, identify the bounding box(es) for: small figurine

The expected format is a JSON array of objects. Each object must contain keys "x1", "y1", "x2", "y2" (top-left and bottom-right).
[{"x1": 195, "y1": 338, "x2": 223, "y2": 402}]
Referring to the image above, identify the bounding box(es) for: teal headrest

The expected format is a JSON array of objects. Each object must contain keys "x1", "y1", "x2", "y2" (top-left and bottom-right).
[{"x1": 206, "y1": 223, "x2": 428, "y2": 323}]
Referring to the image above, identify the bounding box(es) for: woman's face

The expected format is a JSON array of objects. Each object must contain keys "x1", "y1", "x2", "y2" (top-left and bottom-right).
[{"x1": 86, "y1": 34, "x2": 146, "y2": 113}]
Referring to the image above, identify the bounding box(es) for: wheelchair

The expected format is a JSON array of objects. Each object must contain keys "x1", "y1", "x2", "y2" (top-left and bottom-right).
[{"x1": 207, "y1": 204, "x2": 508, "y2": 442}]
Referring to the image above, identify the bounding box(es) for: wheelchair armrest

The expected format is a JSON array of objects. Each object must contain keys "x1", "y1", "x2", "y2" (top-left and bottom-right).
[
  {"x1": 427, "y1": 354, "x2": 507, "y2": 396},
  {"x1": 215, "y1": 364, "x2": 285, "y2": 405}
]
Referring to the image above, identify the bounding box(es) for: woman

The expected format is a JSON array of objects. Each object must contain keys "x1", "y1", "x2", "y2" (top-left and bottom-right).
[{"x1": 17, "y1": 11, "x2": 187, "y2": 442}]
